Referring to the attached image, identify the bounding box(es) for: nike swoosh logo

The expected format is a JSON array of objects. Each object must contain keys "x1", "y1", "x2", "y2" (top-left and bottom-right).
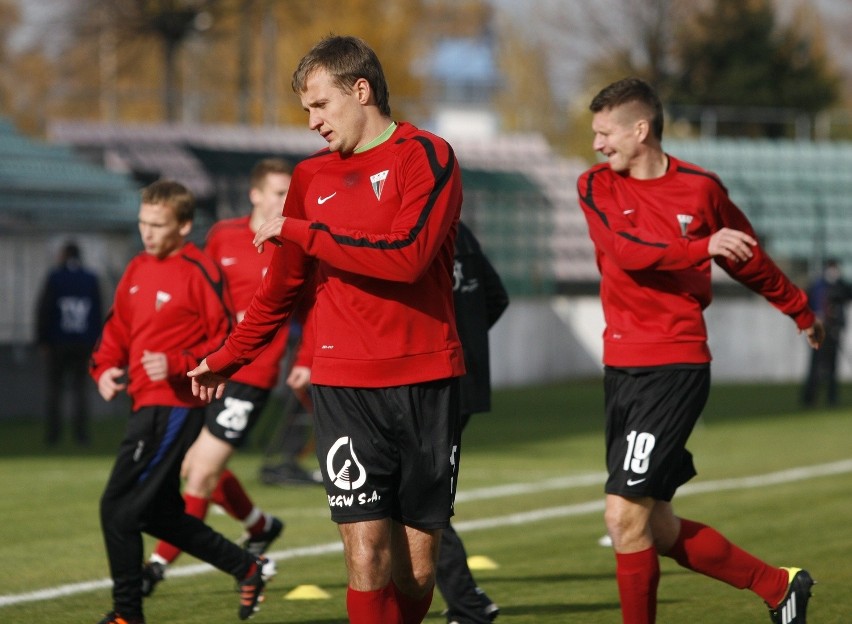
[
  {"x1": 318, "y1": 192, "x2": 337, "y2": 205},
  {"x1": 626, "y1": 478, "x2": 646, "y2": 486},
  {"x1": 220, "y1": 257, "x2": 237, "y2": 266}
]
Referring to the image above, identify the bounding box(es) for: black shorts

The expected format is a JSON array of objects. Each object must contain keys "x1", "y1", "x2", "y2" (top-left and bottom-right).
[
  {"x1": 604, "y1": 365, "x2": 710, "y2": 501},
  {"x1": 312, "y1": 378, "x2": 461, "y2": 529},
  {"x1": 204, "y1": 381, "x2": 270, "y2": 449}
]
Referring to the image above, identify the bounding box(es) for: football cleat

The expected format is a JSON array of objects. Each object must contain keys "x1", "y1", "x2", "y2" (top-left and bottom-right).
[
  {"x1": 446, "y1": 587, "x2": 499, "y2": 624},
  {"x1": 240, "y1": 516, "x2": 285, "y2": 557},
  {"x1": 96, "y1": 611, "x2": 145, "y2": 624},
  {"x1": 238, "y1": 556, "x2": 275, "y2": 620},
  {"x1": 140, "y1": 560, "x2": 166, "y2": 597},
  {"x1": 767, "y1": 567, "x2": 814, "y2": 624}
]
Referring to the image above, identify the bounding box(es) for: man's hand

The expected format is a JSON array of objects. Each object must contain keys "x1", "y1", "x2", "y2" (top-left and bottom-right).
[
  {"x1": 141, "y1": 350, "x2": 168, "y2": 382},
  {"x1": 286, "y1": 365, "x2": 311, "y2": 392},
  {"x1": 253, "y1": 215, "x2": 286, "y2": 254},
  {"x1": 97, "y1": 367, "x2": 127, "y2": 401},
  {"x1": 187, "y1": 358, "x2": 227, "y2": 403},
  {"x1": 802, "y1": 320, "x2": 826, "y2": 350},
  {"x1": 707, "y1": 227, "x2": 757, "y2": 263}
]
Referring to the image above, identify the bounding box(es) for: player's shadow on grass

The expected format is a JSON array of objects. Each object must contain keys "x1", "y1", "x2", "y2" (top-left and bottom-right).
[
  {"x1": 483, "y1": 570, "x2": 616, "y2": 584},
  {"x1": 496, "y1": 601, "x2": 622, "y2": 616}
]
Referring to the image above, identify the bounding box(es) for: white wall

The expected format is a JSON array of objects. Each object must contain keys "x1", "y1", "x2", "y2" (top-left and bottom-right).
[{"x1": 489, "y1": 295, "x2": 845, "y2": 386}]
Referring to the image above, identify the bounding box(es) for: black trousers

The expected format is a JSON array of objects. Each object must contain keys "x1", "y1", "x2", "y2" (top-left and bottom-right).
[
  {"x1": 44, "y1": 343, "x2": 91, "y2": 444},
  {"x1": 435, "y1": 412, "x2": 492, "y2": 624},
  {"x1": 100, "y1": 405, "x2": 254, "y2": 618},
  {"x1": 802, "y1": 335, "x2": 841, "y2": 406}
]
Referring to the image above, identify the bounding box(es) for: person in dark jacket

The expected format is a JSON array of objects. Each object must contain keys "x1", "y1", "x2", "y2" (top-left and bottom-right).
[
  {"x1": 801, "y1": 258, "x2": 852, "y2": 407},
  {"x1": 36, "y1": 240, "x2": 103, "y2": 446},
  {"x1": 437, "y1": 220, "x2": 509, "y2": 624}
]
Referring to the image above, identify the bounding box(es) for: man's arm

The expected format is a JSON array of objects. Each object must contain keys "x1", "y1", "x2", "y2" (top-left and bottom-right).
[
  {"x1": 203, "y1": 239, "x2": 314, "y2": 377},
  {"x1": 711, "y1": 194, "x2": 816, "y2": 332}
]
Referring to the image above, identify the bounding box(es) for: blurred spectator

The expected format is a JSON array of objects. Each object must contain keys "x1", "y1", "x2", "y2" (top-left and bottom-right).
[
  {"x1": 801, "y1": 258, "x2": 852, "y2": 407},
  {"x1": 36, "y1": 240, "x2": 103, "y2": 446}
]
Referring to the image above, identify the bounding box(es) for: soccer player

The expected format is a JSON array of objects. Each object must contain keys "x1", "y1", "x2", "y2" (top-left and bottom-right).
[
  {"x1": 189, "y1": 35, "x2": 465, "y2": 624},
  {"x1": 90, "y1": 180, "x2": 273, "y2": 624},
  {"x1": 140, "y1": 159, "x2": 311, "y2": 595},
  {"x1": 577, "y1": 77, "x2": 824, "y2": 624}
]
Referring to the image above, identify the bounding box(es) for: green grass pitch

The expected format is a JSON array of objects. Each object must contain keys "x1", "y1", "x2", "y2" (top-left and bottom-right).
[{"x1": 1, "y1": 379, "x2": 850, "y2": 623}]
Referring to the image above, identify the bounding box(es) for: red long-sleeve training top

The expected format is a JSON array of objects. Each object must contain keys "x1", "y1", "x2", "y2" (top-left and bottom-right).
[
  {"x1": 206, "y1": 122, "x2": 465, "y2": 387},
  {"x1": 577, "y1": 155, "x2": 814, "y2": 367},
  {"x1": 90, "y1": 243, "x2": 231, "y2": 410}
]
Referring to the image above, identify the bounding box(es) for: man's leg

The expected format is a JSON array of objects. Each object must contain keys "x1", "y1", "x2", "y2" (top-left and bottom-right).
[
  {"x1": 69, "y1": 346, "x2": 92, "y2": 445},
  {"x1": 655, "y1": 511, "x2": 791, "y2": 607},
  {"x1": 339, "y1": 518, "x2": 440, "y2": 624},
  {"x1": 212, "y1": 468, "x2": 284, "y2": 554},
  {"x1": 605, "y1": 494, "x2": 659, "y2": 624},
  {"x1": 44, "y1": 348, "x2": 62, "y2": 445},
  {"x1": 391, "y1": 521, "x2": 440, "y2": 624},
  {"x1": 824, "y1": 339, "x2": 840, "y2": 406},
  {"x1": 436, "y1": 524, "x2": 495, "y2": 623},
  {"x1": 340, "y1": 518, "x2": 401, "y2": 624},
  {"x1": 146, "y1": 429, "x2": 232, "y2": 569},
  {"x1": 801, "y1": 349, "x2": 820, "y2": 406}
]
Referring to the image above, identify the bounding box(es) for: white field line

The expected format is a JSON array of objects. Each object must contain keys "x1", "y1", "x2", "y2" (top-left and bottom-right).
[{"x1": 2, "y1": 459, "x2": 850, "y2": 608}]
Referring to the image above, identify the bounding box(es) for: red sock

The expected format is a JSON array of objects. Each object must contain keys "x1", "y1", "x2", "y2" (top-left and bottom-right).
[
  {"x1": 211, "y1": 469, "x2": 254, "y2": 520},
  {"x1": 615, "y1": 548, "x2": 659, "y2": 624},
  {"x1": 664, "y1": 518, "x2": 789, "y2": 606},
  {"x1": 346, "y1": 584, "x2": 402, "y2": 624},
  {"x1": 153, "y1": 493, "x2": 210, "y2": 563},
  {"x1": 391, "y1": 581, "x2": 433, "y2": 624}
]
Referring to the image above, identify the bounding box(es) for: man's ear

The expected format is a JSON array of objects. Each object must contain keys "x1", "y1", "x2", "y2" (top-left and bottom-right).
[
  {"x1": 354, "y1": 77, "x2": 371, "y2": 105},
  {"x1": 635, "y1": 118, "x2": 650, "y2": 142}
]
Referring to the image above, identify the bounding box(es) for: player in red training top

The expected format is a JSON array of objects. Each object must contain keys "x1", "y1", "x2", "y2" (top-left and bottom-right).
[
  {"x1": 577, "y1": 77, "x2": 824, "y2": 624},
  {"x1": 90, "y1": 180, "x2": 274, "y2": 624},
  {"x1": 189, "y1": 35, "x2": 465, "y2": 624},
  {"x1": 140, "y1": 159, "x2": 312, "y2": 596}
]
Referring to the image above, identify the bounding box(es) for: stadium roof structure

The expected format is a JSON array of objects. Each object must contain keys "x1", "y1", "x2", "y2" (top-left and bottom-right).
[
  {"x1": 48, "y1": 120, "x2": 327, "y2": 200},
  {"x1": 0, "y1": 119, "x2": 140, "y2": 232}
]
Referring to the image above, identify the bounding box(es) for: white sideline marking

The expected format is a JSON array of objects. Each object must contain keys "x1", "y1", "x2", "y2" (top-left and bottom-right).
[{"x1": 2, "y1": 459, "x2": 850, "y2": 608}]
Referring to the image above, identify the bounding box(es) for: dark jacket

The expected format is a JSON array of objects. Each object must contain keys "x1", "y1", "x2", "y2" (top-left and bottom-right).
[
  {"x1": 453, "y1": 221, "x2": 509, "y2": 415},
  {"x1": 37, "y1": 259, "x2": 103, "y2": 347}
]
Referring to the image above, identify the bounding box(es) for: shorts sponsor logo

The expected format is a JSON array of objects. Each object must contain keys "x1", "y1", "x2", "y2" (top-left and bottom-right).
[
  {"x1": 326, "y1": 436, "x2": 367, "y2": 490},
  {"x1": 326, "y1": 436, "x2": 380, "y2": 508},
  {"x1": 626, "y1": 478, "x2": 646, "y2": 486},
  {"x1": 215, "y1": 397, "x2": 253, "y2": 433}
]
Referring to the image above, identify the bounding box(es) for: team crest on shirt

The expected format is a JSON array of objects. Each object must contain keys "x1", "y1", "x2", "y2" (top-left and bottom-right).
[
  {"x1": 155, "y1": 290, "x2": 172, "y2": 311},
  {"x1": 677, "y1": 214, "x2": 694, "y2": 237},
  {"x1": 370, "y1": 170, "x2": 389, "y2": 200}
]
